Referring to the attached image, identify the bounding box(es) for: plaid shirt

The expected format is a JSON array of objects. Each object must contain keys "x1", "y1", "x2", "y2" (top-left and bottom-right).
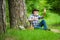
[{"x1": 28, "y1": 14, "x2": 43, "y2": 27}]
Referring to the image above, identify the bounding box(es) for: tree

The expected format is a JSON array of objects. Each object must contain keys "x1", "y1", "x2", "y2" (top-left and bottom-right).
[
  {"x1": 0, "y1": 0, "x2": 6, "y2": 34},
  {"x1": 8, "y1": 0, "x2": 29, "y2": 28}
]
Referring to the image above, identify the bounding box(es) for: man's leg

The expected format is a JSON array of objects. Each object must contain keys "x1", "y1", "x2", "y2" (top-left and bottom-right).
[
  {"x1": 39, "y1": 20, "x2": 48, "y2": 30},
  {"x1": 34, "y1": 24, "x2": 42, "y2": 29}
]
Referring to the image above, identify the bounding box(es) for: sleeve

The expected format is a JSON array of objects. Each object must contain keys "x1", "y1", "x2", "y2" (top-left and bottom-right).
[{"x1": 38, "y1": 16, "x2": 44, "y2": 19}]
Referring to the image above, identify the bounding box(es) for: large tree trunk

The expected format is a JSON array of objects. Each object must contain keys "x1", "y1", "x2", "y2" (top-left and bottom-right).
[
  {"x1": 0, "y1": 0, "x2": 6, "y2": 33},
  {"x1": 8, "y1": 0, "x2": 29, "y2": 28},
  {"x1": 8, "y1": 0, "x2": 17, "y2": 28}
]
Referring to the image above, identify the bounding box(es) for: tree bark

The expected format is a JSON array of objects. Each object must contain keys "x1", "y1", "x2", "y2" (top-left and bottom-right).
[
  {"x1": 0, "y1": 0, "x2": 6, "y2": 33},
  {"x1": 8, "y1": 0, "x2": 29, "y2": 28},
  {"x1": 8, "y1": 0, "x2": 17, "y2": 28}
]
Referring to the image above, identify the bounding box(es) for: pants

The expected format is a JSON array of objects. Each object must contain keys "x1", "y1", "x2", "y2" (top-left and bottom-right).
[{"x1": 34, "y1": 20, "x2": 48, "y2": 30}]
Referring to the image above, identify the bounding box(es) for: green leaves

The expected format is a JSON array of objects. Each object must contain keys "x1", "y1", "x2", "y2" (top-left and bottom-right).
[{"x1": 26, "y1": 0, "x2": 47, "y2": 13}]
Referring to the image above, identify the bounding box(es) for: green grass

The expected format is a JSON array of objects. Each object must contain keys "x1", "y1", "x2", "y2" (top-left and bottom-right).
[
  {"x1": 49, "y1": 26, "x2": 60, "y2": 30},
  {"x1": 0, "y1": 34, "x2": 5, "y2": 40},
  {"x1": 4, "y1": 29, "x2": 60, "y2": 40},
  {"x1": 45, "y1": 11, "x2": 60, "y2": 25}
]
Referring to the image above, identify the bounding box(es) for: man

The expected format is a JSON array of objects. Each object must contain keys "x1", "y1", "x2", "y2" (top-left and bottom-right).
[{"x1": 28, "y1": 8, "x2": 50, "y2": 30}]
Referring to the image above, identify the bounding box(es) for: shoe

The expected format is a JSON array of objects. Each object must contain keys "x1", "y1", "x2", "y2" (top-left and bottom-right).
[
  {"x1": 44, "y1": 29, "x2": 51, "y2": 31},
  {"x1": 47, "y1": 29, "x2": 51, "y2": 31}
]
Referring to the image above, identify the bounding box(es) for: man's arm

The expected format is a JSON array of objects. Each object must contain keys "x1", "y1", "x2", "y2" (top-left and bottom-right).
[{"x1": 38, "y1": 8, "x2": 46, "y2": 19}]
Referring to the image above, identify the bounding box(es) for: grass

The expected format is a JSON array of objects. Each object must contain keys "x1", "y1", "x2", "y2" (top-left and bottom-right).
[
  {"x1": 4, "y1": 29, "x2": 60, "y2": 40},
  {"x1": 0, "y1": 34, "x2": 5, "y2": 40},
  {"x1": 45, "y1": 11, "x2": 60, "y2": 25},
  {"x1": 49, "y1": 26, "x2": 60, "y2": 30}
]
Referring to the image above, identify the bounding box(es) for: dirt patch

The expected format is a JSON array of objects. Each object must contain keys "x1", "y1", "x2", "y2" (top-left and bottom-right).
[{"x1": 51, "y1": 29, "x2": 60, "y2": 33}]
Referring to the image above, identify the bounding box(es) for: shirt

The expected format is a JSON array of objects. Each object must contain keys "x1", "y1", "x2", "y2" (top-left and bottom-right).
[{"x1": 28, "y1": 14, "x2": 43, "y2": 27}]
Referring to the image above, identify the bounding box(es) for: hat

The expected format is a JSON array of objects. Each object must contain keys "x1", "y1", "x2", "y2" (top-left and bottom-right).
[{"x1": 33, "y1": 9, "x2": 39, "y2": 11}]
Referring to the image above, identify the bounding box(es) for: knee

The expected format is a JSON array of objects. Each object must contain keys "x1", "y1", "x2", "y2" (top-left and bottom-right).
[
  {"x1": 41, "y1": 20, "x2": 46, "y2": 23},
  {"x1": 42, "y1": 20, "x2": 45, "y2": 22}
]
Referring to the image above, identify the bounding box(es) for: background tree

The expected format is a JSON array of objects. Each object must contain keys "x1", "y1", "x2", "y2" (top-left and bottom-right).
[
  {"x1": 0, "y1": 0, "x2": 6, "y2": 33},
  {"x1": 46, "y1": 0, "x2": 60, "y2": 15},
  {"x1": 0, "y1": 0, "x2": 6, "y2": 40}
]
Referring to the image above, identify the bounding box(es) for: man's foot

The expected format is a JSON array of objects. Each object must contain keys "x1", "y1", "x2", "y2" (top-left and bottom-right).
[
  {"x1": 47, "y1": 29, "x2": 51, "y2": 31},
  {"x1": 44, "y1": 29, "x2": 51, "y2": 31}
]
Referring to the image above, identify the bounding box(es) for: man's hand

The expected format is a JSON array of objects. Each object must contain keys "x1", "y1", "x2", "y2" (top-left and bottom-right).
[
  {"x1": 44, "y1": 8, "x2": 46, "y2": 13},
  {"x1": 43, "y1": 8, "x2": 46, "y2": 17}
]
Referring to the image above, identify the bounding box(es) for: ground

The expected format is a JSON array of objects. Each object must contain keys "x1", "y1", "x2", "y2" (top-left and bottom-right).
[
  {"x1": 4, "y1": 28, "x2": 60, "y2": 40},
  {"x1": 51, "y1": 29, "x2": 60, "y2": 33}
]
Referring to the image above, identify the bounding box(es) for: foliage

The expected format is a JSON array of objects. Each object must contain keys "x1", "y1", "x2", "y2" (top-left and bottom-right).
[
  {"x1": 25, "y1": 0, "x2": 47, "y2": 13},
  {"x1": 26, "y1": 0, "x2": 60, "y2": 14},
  {"x1": 47, "y1": 0, "x2": 60, "y2": 13}
]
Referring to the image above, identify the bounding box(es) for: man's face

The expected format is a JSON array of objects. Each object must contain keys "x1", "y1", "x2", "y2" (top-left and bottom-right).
[{"x1": 33, "y1": 11, "x2": 39, "y2": 15}]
